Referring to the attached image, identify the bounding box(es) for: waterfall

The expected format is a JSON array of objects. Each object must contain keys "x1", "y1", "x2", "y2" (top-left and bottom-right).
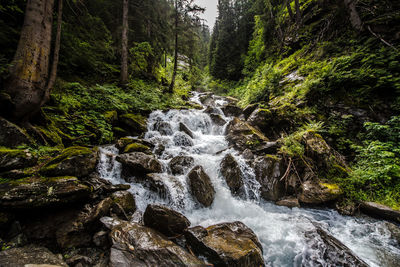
[{"x1": 98, "y1": 92, "x2": 400, "y2": 267}]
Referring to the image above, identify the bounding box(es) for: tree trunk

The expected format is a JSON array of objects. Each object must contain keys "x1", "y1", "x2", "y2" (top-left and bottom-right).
[
  {"x1": 169, "y1": 0, "x2": 179, "y2": 93},
  {"x1": 43, "y1": 0, "x2": 63, "y2": 106},
  {"x1": 294, "y1": 0, "x2": 301, "y2": 24},
  {"x1": 343, "y1": 0, "x2": 363, "y2": 31},
  {"x1": 286, "y1": 0, "x2": 294, "y2": 22},
  {"x1": 120, "y1": 0, "x2": 129, "y2": 86},
  {"x1": 5, "y1": 0, "x2": 55, "y2": 121}
]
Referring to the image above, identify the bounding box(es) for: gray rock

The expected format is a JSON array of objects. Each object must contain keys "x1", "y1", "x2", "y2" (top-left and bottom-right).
[
  {"x1": 220, "y1": 154, "x2": 244, "y2": 196},
  {"x1": 0, "y1": 245, "x2": 68, "y2": 267},
  {"x1": 221, "y1": 104, "x2": 243, "y2": 117},
  {"x1": 184, "y1": 221, "x2": 264, "y2": 267},
  {"x1": 119, "y1": 114, "x2": 147, "y2": 136},
  {"x1": 276, "y1": 197, "x2": 300, "y2": 208},
  {"x1": 117, "y1": 152, "x2": 162, "y2": 177},
  {"x1": 0, "y1": 117, "x2": 33, "y2": 148},
  {"x1": 111, "y1": 190, "x2": 136, "y2": 217},
  {"x1": 187, "y1": 166, "x2": 215, "y2": 207},
  {"x1": 360, "y1": 202, "x2": 400, "y2": 223},
  {"x1": 109, "y1": 220, "x2": 205, "y2": 267},
  {"x1": 210, "y1": 114, "x2": 227, "y2": 126},
  {"x1": 243, "y1": 104, "x2": 259, "y2": 120},
  {"x1": 179, "y1": 122, "x2": 194, "y2": 139},
  {"x1": 169, "y1": 156, "x2": 195, "y2": 175},
  {"x1": 0, "y1": 148, "x2": 37, "y2": 172},
  {"x1": 153, "y1": 121, "x2": 173, "y2": 135},
  {"x1": 173, "y1": 132, "x2": 194, "y2": 147},
  {"x1": 298, "y1": 181, "x2": 342, "y2": 205},
  {"x1": 143, "y1": 204, "x2": 190, "y2": 237}
]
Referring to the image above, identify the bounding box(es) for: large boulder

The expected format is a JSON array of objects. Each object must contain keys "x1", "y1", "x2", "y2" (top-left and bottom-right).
[
  {"x1": 143, "y1": 204, "x2": 190, "y2": 237},
  {"x1": 0, "y1": 176, "x2": 90, "y2": 210},
  {"x1": 253, "y1": 156, "x2": 286, "y2": 201},
  {"x1": 0, "y1": 117, "x2": 33, "y2": 148},
  {"x1": 184, "y1": 221, "x2": 264, "y2": 267},
  {"x1": 108, "y1": 220, "x2": 205, "y2": 267},
  {"x1": 117, "y1": 152, "x2": 162, "y2": 177},
  {"x1": 40, "y1": 146, "x2": 98, "y2": 178},
  {"x1": 0, "y1": 245, "x2": 68, "y2": 267},
  {"x1": 221, "y1": 104, "x2": 243, "y2": 117},
  {"x1": 169, "y1": 156, "x2": 195, "y2": 175},
  {"x1": 111, "y1": 190, "x2": 136, "y2": 217},
  {"x1": 225, "y1": 118, "x2": 269, "y2": 152},
  {"x1": 0, "y1": 148, "x2": 37, "y2": 172},
  {"x1": 220, "y1": 154, "x2": 244, "y2": 196},
  {"x1": 173, "y1": 132, "x2": 194, "y2": 147},
  {"x1": 360, "y1": 202, "x2": 400, "y2": 223},
  {"x1": 242, "y1": 104, "x2": 258, "y2": 120},
  {"x1": 187, "y1": 166, "x2": 215, "y2": 207},
  {"x1": 298, "y1": 181, "x2": 342, "y2": 205},
  {"x1": 119, "y1": 113, "x2": 148, "y2": 136},
  {"x1": 210, "y1": 114, "x2": 227, "y2": 126}
]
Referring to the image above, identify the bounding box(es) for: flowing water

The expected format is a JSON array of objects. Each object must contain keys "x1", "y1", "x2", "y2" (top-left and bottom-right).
[{"x1": 97, "y1": 93, "x2": 400, "y2": 266}]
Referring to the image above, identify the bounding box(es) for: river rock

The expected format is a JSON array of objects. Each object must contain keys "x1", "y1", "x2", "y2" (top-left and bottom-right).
[
  {"x1": 109, "y1": 220, "x2": 205, "y2": 267},
  {"x1": 360, "y1": 202, "x2": 400, "y2": 223},
  {"x1": 276, "y1": 197, "x2": 300, "y2": 208},
  {"x1": 179, "y1": 122, "x2": 194, "y2": 139},
  {"x1": 117, "y1": 152, "x2": 162, "y2": 176},
  {"x1": 116, "y1": 137, "x2": 154, "y2": 152},
  {"x1": 0, "y1": 148, "x2": 37, "y2": 172},
  {"x1": 225, "y1": 118, "x2": 269, "y2": 152},
  {"x1": 199, "y1": 94, "x2": 214, "y2": 106},
  {"x1": 220, "y1": 154, "x2": 244, "y2": 196},
  {"x1": 119, "y1": 113, "x2": 147, "y2": 136},
  {"x1": 169, "y1": 155, "x2": 195, "y2": 175},
  {"x1": 111, "y1": 190, "x2": 136, "y2": 217},
  {"x1": 210, "y1": 114, "x2": 227, "y2": 126},
  {"x1": 0, "y1": 117, "x2": 33, "y2": 148},
  {"x1": 298, "y1": 181, "x2": 342, "y2": 205},
  {"x1": 253, "y1": 156, "x2": 286, "y2": 201},
  {"x1": 221, "y1": 104, "x2": 243, "y2": 117},
  {"x1": 173, "y1": 132, "x2": 194, "y2": 147},
  {"x1": 204, "y1": 106, "x2": 220, "y2": 114},
  {"x1": 40, "y1": 146, "x2": 98, "y2": 178},
  {"x1": 143, "y1": 204, "x2": 191, "y2": 237},
  {"x1": 188, "y1": 166, "x2": 215, "y2": 207},
  {"x1": 0, "y1": 245, "x2": 68, "y2": 267},
  {"x1": 0, "y1": 176, "x2": 90, "y2": 210},
  {"x1": 247, "y1": 108, "x2": 272, "y2": 132},
  {"x1": 385, "y1": 222, "x2": 400, "y2": 244},
  {"x1": 153, "y1": 121, "x2": 173, "y2": 135},
  {"x1": 184, "y1": 221, "x2": 264, "y2": 267}
]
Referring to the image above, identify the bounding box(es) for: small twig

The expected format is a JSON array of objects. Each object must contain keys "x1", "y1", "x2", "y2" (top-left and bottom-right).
[{"x1": 367, "y1": 25, "x2": 398, "y2": 52}]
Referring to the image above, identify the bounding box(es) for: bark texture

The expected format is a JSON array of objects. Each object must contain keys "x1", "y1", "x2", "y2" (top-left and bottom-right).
[
  {"x1": 5, "y1": 0, "x2": 55, "y2": 121},
  {"x1": 120, "y1": 0, "x2": 129, "y2": 86},
  {"x1": 169, "y1": 0, "x2": 179, "y2": 93},
  {"x1": 344, "y1": 0, "x2": 363, "y2": 31}
]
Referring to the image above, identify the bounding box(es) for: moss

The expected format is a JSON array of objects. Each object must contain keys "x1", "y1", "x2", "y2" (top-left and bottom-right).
[
  {"x1": 124, "y1": 143, "x2": 150, "y2": 153},
  {"x1": 320, "y1": 182, "x2": 342, "y2": 195},
  {"x1": 113, "y1": 127, "x2": 129, "y2": 136},
  {"x1": 0, "y1": 147, "x2": 28, "y2": 158},
  {"x1": 35, "y1": 126, "x2": 64, "y2": 148},
  {"x1": 41, "y1": 146, "x2": 92, "y2": 171},
  {"x1": 120, "y1": 113, "x2": 147, "y2": 128},
  {"x1": 104, "y1": 110, "x2": 118, "y2": 123},
  {"x1": 264, "y1": 154, "x2": 280, "y2": 161}
]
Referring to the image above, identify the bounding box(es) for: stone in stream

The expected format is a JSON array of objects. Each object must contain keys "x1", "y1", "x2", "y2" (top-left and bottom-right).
[
  {"x1": 187, "y1": 166, "x2": 215, "y2": 207},
  {"x1": 220, "y1": 154, "x2": 244, "y2": 196},
  {"x1": 116, "y1": 152, "x2": 162, "y2": 177},
  {"x1": 108, "y1": 219, "x2": 206, "y2": 267},
  {"x1": 143, "y1": 204, "x2": 191, "y2": 238},
  {"x1": 184, "y1": 221, "x2": 264, "y2": 267},
  {"x1": 360, "y1": 202, "x2": 400, "y2": 223},
  {"x1": 298, "y1": 181, "x2": 342, "y2": 205},
  {"x1": 276, "y1": 197, "x2": 300, "y2": 208},
  {"x1": 210, "y1": 113, "x2": 227, "y2": 126},
  {"x1": 169, "y1": 155, "x2": 195, "y2": 175},
  {"x1": 0, "y1": 245, "x2": 68, "y2": 267},
  {"x1": 173, "y1": 132, "x2": 194, "y2": 147},
  {"x1": 179, "y1": 122, "x2": 194, "y2": 139},
  {"x1": 153, "y1": 121, "x2": 174, "y2": 136},
  {"x1": 111, "y1": 190, "x2": 136, "y2": 217},
  {"x1": 0, "y1": 148, "x2": 37, "y2": 172}
]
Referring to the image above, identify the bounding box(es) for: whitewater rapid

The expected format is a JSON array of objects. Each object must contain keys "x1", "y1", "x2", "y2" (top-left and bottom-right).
[{"x1": 97, "y1": 93, "x2": 400, "y2": 266}]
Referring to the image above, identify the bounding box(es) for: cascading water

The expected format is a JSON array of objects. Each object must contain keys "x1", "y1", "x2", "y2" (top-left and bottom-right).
[{"x1": 97, "y1": 92, "x2": 400, "y2": 266}]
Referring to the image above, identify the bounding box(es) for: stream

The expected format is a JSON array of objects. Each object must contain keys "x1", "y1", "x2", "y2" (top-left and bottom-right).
[{"x1": 97, "y1": 92, "x2": 400, "y2": 266}]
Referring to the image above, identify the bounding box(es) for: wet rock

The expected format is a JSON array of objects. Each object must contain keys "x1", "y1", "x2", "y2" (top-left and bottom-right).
[
  {"x1": 179, "y1": 122, "x2": 194, "y2": 139},
  {"x1": 153, "y1": 121, "x2": 173, "y2": 135},
  {"x1": 169, "y1": 156, "x2": 195, "y2": 175},
  {"x1": 143, "y1": 204, "x2": 191, "y2": 237},
  {"x1": 247, "y1": 108, "x2": 272, "y2": 131},
  {"x1": 243, "y1": 104, "x2": 259, "y2": 120},
  {"x1": 0, "y1": 245, "x2": 68, "y2": 267},
  {"x1": 0, "y1": 176, "x2": 90, "y2": 210},
  {"x1": 85, "y1": 174, "x2": 131, "y2": 197},
  {"x1": 117, "y1": 152, "x2": 162, "y2": 176},
  {"x1": 360, "y1": 202, "x2": 400, "y2": 223},
  {"x1": 109, "y1": 220, "x2": 205, "y2": 267},
  {"x1": 0, "y1": 148, "x2": 37, "y2": 172},
  {"x1": 0, "y1": 117, "x2": 33, "y2": 148},
  {"x1": 93, "y1": 230, "x2": 110, "y2": 248},
  {"x1": 225, "y1": 118, "x2": 269, "y2": 152},
  {"x1": 188, "y1": 166, "x2": 215, "y2": 207},
  {"x1": 204, "y1": 106, "x2": 220, "y2": 114},
  {"x1": 184, "y1": 221, "x2": 264, "y2": 267},
  {"x1": 253, "y1": 141, "x2": 280, "y2": 154},
  {"x1": 40, "y1": 146, "x2": 98, "y2": 178},
  {"x1": 173, "y1": 132, "x2": 194, "y2": 147},
  {"x1": 111, "y1": 190, "x2": 136, "y2": 217},
  {"x1": 253, "y1": 156, "x2": 286, "y2": 201},
  {"x1": 116, "y1": 137, "x2": 154, "y2": 152},
  {"x1": 220, "y1": 154, "x2": 244, "y2": 196},
  {"x1": 65, "y1": 255, "x2": 94, "y2": 266},
  {"x1": 276, "y1": 197, "x2": 300, "y2": 208},
  {"x1": 298, "y1": 181, "x2": 342, "y2": 205},
  {"x1": 210, "y1": 114, "x2": 227, "y2": 126},
  {"x1": 335, "y1": 201, "x2": 357, "y2": 216},
  {"x1": 385, "y1": 222, "x2": 400, "y2": 245},
  {"x1": 119, "y1": 113, "x2": 147, "y2": 136},
  {"x1": 221, "y1": 104, "x2": 243, "y2": 117},
  {"x1": 154, "y1": 143, "x2": 166, "y2": 156},
  {"x1": 199, "y1": 94, "x2": 215, "y2": 106}
]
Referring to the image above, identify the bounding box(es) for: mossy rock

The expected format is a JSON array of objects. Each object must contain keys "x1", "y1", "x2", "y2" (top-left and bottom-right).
[
  {"x1": 119, "y1": 113, "x2": 148, "y2": 136},
  {"x1": 0, "y1": 148, "x2": 38, "y2": 172},
  {"x1": 116, "y1": 137, "x2": 154, "y2": 154},
  {"x1": 35, "y1": 125, "x2": 64, "y2": 148},
  {"x1": 123, "y1": 143, "x2": 151, "y2": 154},
  {"x1": 0, "y1": 117, "x2": 34, "y2": 148},
  {"x1": 104, "y1": 110, "x2": 118, "y2": 125},
  {"x1": 113, "y1": 127, "x2": 129, "y2": 138},
  {"x1": 40, "y1": 146, "x2": 98, "y2": 178}
]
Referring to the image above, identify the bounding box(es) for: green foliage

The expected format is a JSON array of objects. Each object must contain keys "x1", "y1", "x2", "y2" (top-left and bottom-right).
[{"x1": 129, "y1": 42, "x2": 155, "y2": 78}]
